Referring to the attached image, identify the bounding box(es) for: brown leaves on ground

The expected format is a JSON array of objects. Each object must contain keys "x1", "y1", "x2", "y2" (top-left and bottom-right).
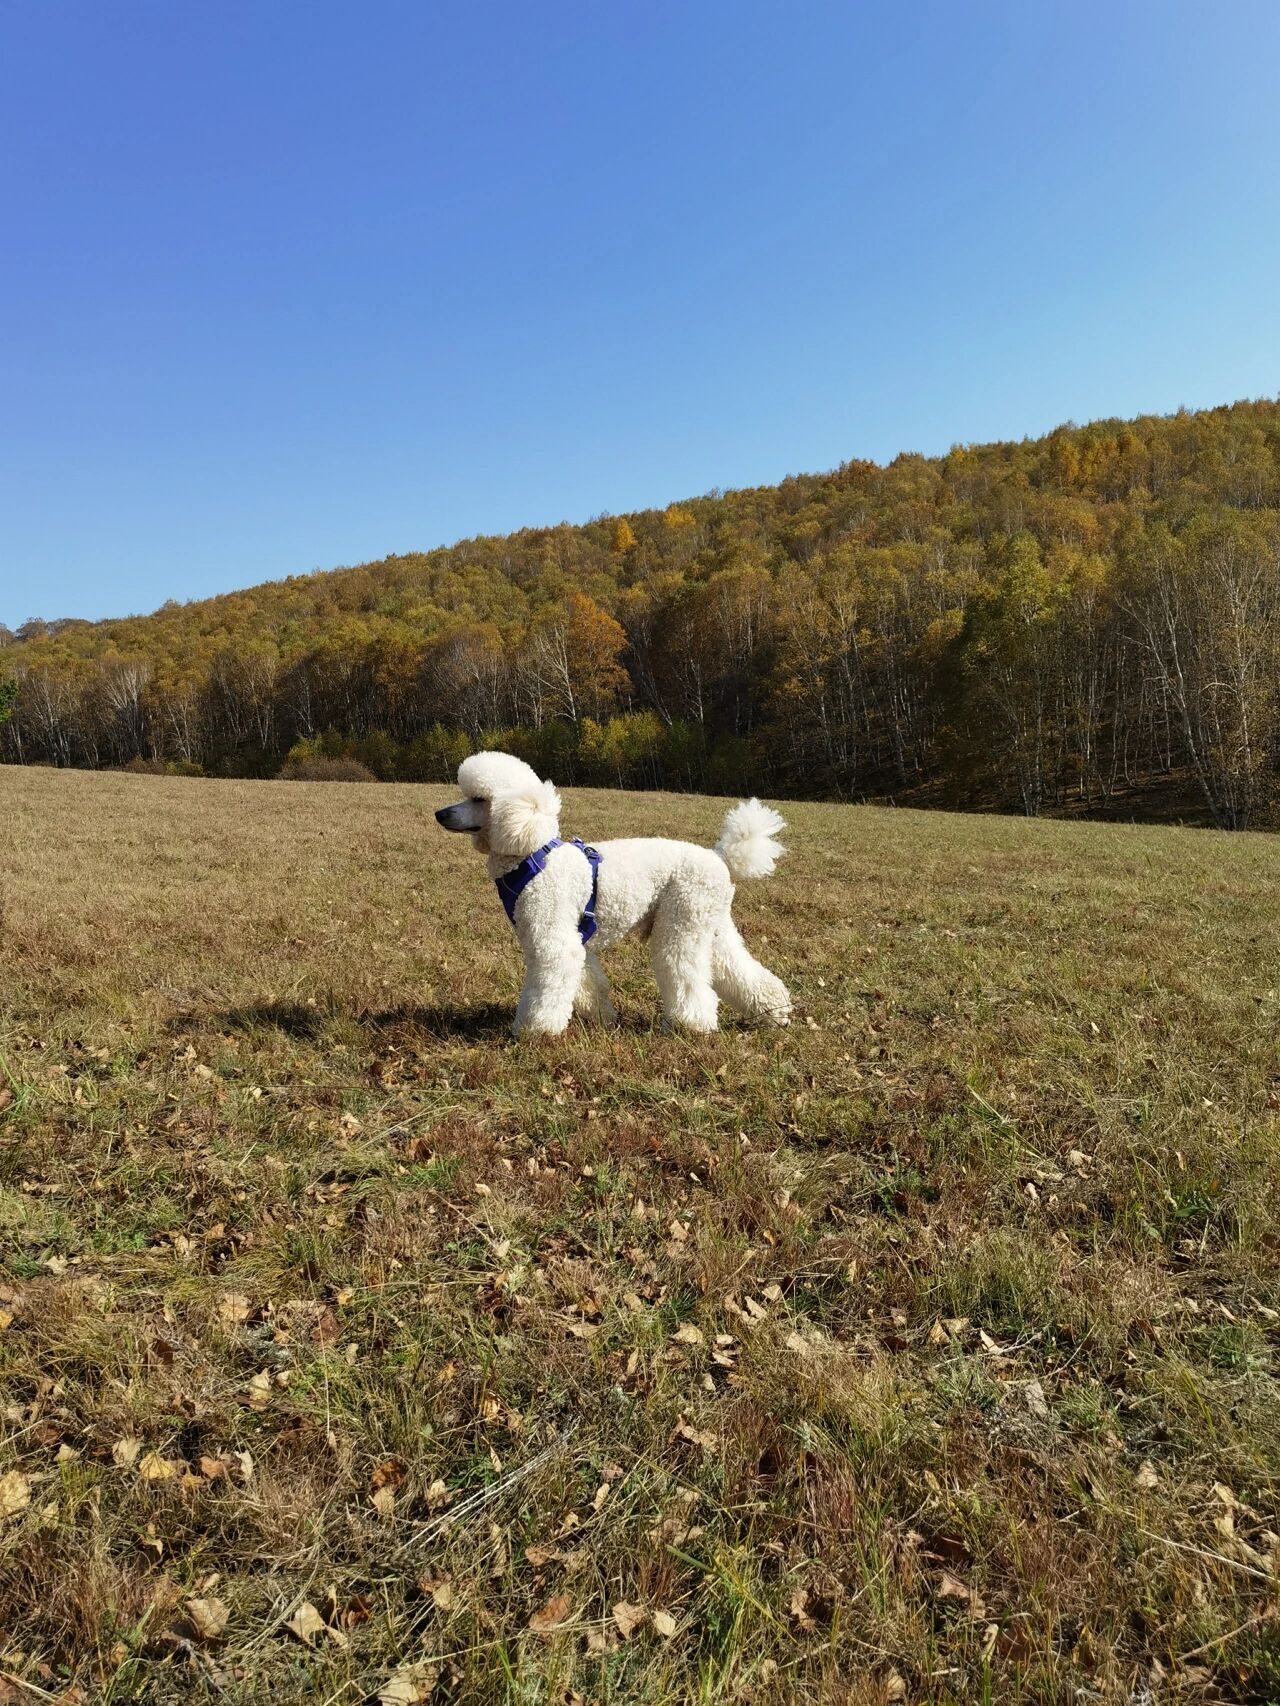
[
  {"x1": 184, "y1": 1595, "x2": 229, "y2": 1641},
  {"x1": 215, "y1": 1291, "x2": 252, "y2": 1329},
  {"x1": 285, "y1": 1601, "x2": 332, "y2": 1646},
  {"x1": 7, "y1": 773, "x2": 1280, "y2": 1703},
  {"x1": 137, "y1": 1450, "x2": 179, "y2": 1482},
  {"x1": 378, "y1": 1665, "x2": 438, "y2": 1706},
  {"x1": 935, "y1": 1571, "x2": 987, "y2": 1621},
  {"x1": 418, "y1": 1573, "x2": 455, "y2": 1611},
  {"x1": 611, "y1": 1600, "x2": 646, "y2": 1639},
  {"x1": 0, "y1": 1471, "x2": 32, "y2": 1520},
  {"x1": 788, "y1": 1584, "x2": 835, "y2": 1636},
  {"x1": 528, "y1": 1593, "x2": 574, "y2": 1636}
]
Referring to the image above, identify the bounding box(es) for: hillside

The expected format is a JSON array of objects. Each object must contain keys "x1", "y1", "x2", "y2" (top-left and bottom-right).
[
  {"x1": 5, "y1": 398, "x2": 1280, "y2": 825},
  {"x1": 1, "y1": 766, "x2": 1277, "y2": 1701}
]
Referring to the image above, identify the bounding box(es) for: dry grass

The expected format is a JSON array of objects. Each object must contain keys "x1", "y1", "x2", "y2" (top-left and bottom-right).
[{"x1": 1, "y1": 765, "x2": 1278, "y2": 1705}]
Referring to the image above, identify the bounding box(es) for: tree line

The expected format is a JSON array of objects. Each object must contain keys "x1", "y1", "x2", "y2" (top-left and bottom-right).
[{"x1": 4, "y1": 398, "x2": 1280, "y2": 828}]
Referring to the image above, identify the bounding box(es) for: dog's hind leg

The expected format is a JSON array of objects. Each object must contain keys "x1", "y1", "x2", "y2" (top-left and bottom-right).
[
  {"x1": 514, "y1": 931, "x2": 585, "y2": 1037},
  {"x1": 650, "y1": 910, "x2": 719, "y2": 1032},
  {"x1": 573, "y1": 950, "x2": 618, "y2": 1026},
  {"x1": 712, "y1": 916, "x2": 791, "y2": 1025}
]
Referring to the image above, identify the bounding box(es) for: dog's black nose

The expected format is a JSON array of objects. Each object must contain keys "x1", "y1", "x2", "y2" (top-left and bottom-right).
[{"x1": 435, "y1": 802, "x2": 474, "y2": 831}]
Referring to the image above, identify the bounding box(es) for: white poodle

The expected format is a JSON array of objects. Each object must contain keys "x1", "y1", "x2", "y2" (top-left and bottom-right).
[{"x1": 435, "y1": 751, "x2": 792, "y2": 1037}]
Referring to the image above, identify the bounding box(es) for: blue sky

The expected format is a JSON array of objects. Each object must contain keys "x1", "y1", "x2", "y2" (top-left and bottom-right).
[{"x1": 2, "y1": 0, "x2": 1278, "y2": 628}]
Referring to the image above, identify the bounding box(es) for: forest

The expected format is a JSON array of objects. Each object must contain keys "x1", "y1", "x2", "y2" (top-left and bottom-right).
[{"x1": 4, "y1": 397, "x2": 1280, "y2": 828}]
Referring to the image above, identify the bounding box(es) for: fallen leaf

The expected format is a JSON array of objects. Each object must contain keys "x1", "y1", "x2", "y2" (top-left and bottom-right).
[
  {"x1": 789, "y1": 1586, "x2": 818, "y2": 1634},
  {"x1": 883, "y1": 1669, "x2": 907, "y2": 1703},
  {"x1": 1135, "y1": 1460, "x2": 1160, "y2": 1490},
  {"x1": 936, "y1": 1571, "x2": 985, "y2": 1619},
  {"x1": 371, "y1": 1486, "x2": 395, "y2": 1520},
  {"x1": 672, "y1": 1323, "x2": 704, "y2": 1346},
  {"x1": 0, "y1": 1470, "x2": 32, "y2": 1520},
  {"x1": 112, "y1": 1437, "x2": 141, "y2": 1468},
  {"x1": 185, "y1": 1596, "x2": 229, "y2": 1641},
  {"x1": 652, "y1": 1608, "x2": 677, "y2": 1638},
  {"x1": 286, "y1": 1601, "x2": 327, "y2": 1646},
  {"x1": 216, "y1": 1293, "x2": 251, "y2": 1329},
  {"x1": 378, "y1": 1666, "x2": 437, "y2": 1706},
  {"x1": 528, "y1": 1593, "x2": 573, "y2": 1635},
  {"x1": 335, "y1": 1591, "x2": 373, "y2": 1631},
  {"x1": 246, "y1": 1370, "x2": 272, "y2": 1410},
  {"x1": 525, "y1": 1542, "x2": 557, "y2": 1567},
  {"x1": 370, "y1": 1458, "x2": 406, "y2": 1492},
  {"x1": 137, "y1": 1451, "x2": 177, "y2": 1482},
  {"x1": 425, "y1": 1478, "x2": 451, "y2": 1510},
  {"x1": 1023, "y1": 1380, "x2": 1050, "y2": 1420},
  {"x1": 199, "y1": 1454, "x2": 228, "y2": 1481},
  {"x1": 612, "y1": 1601, "x2": 647, "y2": 1639},
  {"x1": 674, "y1": 1417, "x2": 716, "y2": 1449}
]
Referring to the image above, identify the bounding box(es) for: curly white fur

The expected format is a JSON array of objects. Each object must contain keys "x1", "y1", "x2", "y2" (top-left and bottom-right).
[
  {"x1": 436, "y1": 754, "x2": 792, "y2": 1037},
  {"x1": 715, "y1": 798, "x2": 788, "y2": 879}
]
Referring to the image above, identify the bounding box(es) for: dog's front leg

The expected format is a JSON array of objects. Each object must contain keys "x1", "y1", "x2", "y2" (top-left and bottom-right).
[
  {"x1": 573, "y1": 950, "x2": 618, "y2": 1026},
  {"x1": 513, "y1": 930, "x2": 586, "y2": 1037}
]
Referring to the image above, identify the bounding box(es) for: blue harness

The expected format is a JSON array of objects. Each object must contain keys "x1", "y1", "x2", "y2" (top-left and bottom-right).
[{"x1": 495, "y1": 837, "x2": 602, "y2": 944}]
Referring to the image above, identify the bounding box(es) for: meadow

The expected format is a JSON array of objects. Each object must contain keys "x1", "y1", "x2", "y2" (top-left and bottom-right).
[{"x1": 1, "y1": 765, "x2": 1278, "y2": 1705}]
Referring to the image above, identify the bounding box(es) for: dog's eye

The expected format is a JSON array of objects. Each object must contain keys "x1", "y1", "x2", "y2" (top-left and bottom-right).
[{"x1": 469, "y1": 796, "x2": 485, "y2": 805}]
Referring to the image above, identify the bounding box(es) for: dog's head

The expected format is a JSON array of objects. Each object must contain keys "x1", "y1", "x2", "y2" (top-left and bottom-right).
[{"x1": 435, "y1": 752, "x2": 562, "y2": 858}]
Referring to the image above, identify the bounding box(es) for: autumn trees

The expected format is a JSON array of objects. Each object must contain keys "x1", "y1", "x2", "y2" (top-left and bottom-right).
[
  {"x1": 6, "y1": 398, "x2": 1280, "y2": 826},
  {"x1": 1117, "y1": 513, "x2": 1280, "y2": 828}
]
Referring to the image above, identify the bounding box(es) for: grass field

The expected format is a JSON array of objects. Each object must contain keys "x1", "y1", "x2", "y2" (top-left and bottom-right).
[{"x1": 2, "y1": 766, "x2": 1279, "y2": 1705}]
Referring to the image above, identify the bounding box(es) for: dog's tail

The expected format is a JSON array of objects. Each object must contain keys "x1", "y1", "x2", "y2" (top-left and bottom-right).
[{"x1": 714, "y1": 799, "x2": 787, "y2": 881}]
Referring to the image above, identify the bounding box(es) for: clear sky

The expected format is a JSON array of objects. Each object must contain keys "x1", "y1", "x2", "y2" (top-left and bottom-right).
[{"x1": 2, "y1": 0, "x2": 1278, "y2": 628}]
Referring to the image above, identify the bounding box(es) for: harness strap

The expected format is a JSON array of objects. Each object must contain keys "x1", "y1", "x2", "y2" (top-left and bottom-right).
[{"x1": 495, "y1": 837, "x2": 602, "y2": 945}]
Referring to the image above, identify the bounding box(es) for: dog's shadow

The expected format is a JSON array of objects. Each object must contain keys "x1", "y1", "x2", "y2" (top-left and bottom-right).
[
  {"x1": 358, "y1": 1001, "x2": 514, "y2": 1041},
  {"x1": 173, "y1": 999, "x2": 514, "y2": 1043}
]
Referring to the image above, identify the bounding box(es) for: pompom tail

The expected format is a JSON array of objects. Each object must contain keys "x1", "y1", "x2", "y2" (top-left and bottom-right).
[{"x1": 714, "y1": 798, "x2": 787, "y2": 880}]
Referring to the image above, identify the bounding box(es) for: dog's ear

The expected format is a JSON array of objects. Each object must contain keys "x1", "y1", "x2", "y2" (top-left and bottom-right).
[{"x1": 486, "y1": 778, "x2": 562, "y2": 857}]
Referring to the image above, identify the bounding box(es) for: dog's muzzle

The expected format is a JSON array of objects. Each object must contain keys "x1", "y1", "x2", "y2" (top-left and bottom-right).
[{"x1": 435, "y1": 802, "x2": 480, "y2": 832}]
